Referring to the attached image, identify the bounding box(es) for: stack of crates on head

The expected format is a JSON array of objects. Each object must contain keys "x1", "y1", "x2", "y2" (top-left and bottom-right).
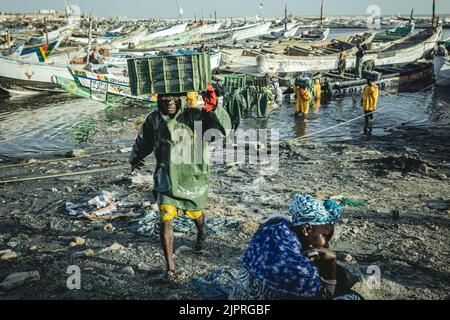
[
  {"x1": 294, "y1": 76, "x2": 312, "y2": 89},
  {"x1": 224, "y1": 74, "x2": 247, "y2": 93},
  {"x1": 246, "y1": 75, "x2": 270, "y2": 88},
  {"x1": 127, "y1": 53, "x2": 212, "y2": 96}
]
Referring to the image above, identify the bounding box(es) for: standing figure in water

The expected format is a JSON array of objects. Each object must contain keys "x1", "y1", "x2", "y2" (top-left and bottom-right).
[
  {"x1": 293, "y1": 84, "x2": 311, "y2": 121},
  {"x1": 362, "y1": 79, "x2": 379, "y2": 135},
  {"x1": 313, "y1": 79, "x2": 322, "y2": 111}
]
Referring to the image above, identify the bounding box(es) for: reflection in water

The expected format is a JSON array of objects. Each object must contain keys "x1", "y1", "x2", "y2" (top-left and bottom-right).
[
  {"x1": 0, "y1": 79, "x2": 449, "y2": 156},
  {"x1": 292, "y1": 116, "x2": 309, "y2": 138},
  {"x1": 0, "y1": 94, "x2": 106, "y2": 155}
]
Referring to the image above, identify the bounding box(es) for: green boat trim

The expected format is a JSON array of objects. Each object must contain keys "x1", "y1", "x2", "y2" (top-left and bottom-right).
[
  {"x1": 373, "y1": 22, "x2": 415, "y2": 43},
  {"x1": 53, "y1": 75, "x2": 157, "y2": 109}
]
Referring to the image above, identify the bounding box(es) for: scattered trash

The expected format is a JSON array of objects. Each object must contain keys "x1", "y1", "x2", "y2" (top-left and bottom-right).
[
  {"x1": 6, "y1": 238, "x2": 18, "y2": 248},
  {"x1": 188, "y1": 268, "x2": 240, "y2": 300},
  {"x1": 0, "y1": 250, "x2": 18, "y2": 261},
  {"x1": 100, "y1": 242, "x2": 125, "y2": 253},
  {"x1": 65, "y1": 194, "x2": 143, "y2": 220},
  {"x1": 129, "y1": 210, "x2": 240, "y2": 237},
  {"x1": 104, "y1": 223, "x2": 116, "y2": 233},
  {"x1": 137, "y1": 262, "x2": 152, "y2": 271},
  {"x1": 392, "y1": 210, "x2": 400, "y2": 220},
  {"x1": 65, "y1": 149, "x2": 87, "y2": 158},
  {"x1": 119, "y1": 266, "x2": 135, "y2": 277},
  {"x1": 120, "y1": 147, "x2": 132, "y2": 154},
  {"x1": 340, "y1": 198, "x2": 367, "y2": 207},
  {"x1": 425, "y1": 199, "x2": 449, "y2": 211},
  {"x1": 378, "y1": 154, "x2": 430, "y2": 174},
  {"x1": 69, "y1": 236, "x2": 86, "y2": 247},
  {"x1": 130, "y1": 173, "x2": 153, "y2": 186},
  {"x1": 71, "y1": 249, "x2": 94, "y2": 258},
  {"x1": 0, "y1": 271, "x2": 40, "y2": 291}
]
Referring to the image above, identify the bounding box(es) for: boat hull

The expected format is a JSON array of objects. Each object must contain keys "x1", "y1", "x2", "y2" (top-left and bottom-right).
[
  {"x1": 0, "y1": 56, "x2": 73, "y2": 94},
  {"x1": 232, "y1": 22, "x2": 272, "y2": 41},
  {"x1": 258, "y1": 28, "x2": 442, "y2": 73},
  {"x1": 433, "y1": 56, "x2": 450, "y2": 86}
]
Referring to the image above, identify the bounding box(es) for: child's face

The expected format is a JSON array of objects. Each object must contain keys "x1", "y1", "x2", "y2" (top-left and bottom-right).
[{"x1": 304, "y1": 224, "x2": 334, "y2": 249}]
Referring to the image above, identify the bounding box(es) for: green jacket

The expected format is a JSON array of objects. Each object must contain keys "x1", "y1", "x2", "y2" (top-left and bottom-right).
[{"x1": 129, "y1": 104, "x2": 231, "y2": 211}]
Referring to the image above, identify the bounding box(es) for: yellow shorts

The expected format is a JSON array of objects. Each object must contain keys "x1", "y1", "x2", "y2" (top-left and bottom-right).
[{"x1": 159, "y1": 204, "x2": 203, "y2": 222}]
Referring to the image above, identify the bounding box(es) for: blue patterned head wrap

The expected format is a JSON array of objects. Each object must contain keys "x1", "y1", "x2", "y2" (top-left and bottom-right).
[{"x1": 289, "y1": 194, "x2": 342, "y2": 226}]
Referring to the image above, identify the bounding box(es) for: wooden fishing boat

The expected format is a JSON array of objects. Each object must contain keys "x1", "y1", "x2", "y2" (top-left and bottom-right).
[
  {"x1": 52, "y1": 69, "x2": 157, "y2": 107},
  {"x1": 231, "y1": 22, "x2": 272, "y2": 41},
  {"x1": 140, "y1": 23, "x2": 188, "y2": 43},
  {"x1": 433, "y1": 38, "x2": 450, "y2": 86},
  {"x1": 220, "y1": 31, "x2": 374, "y2": 72},
  {"x1": 0, "y1": 55, "x2": 73, "y2": 94},
  {"x1": 257, "y1": 27, "x2": 442, "y2": 73}
]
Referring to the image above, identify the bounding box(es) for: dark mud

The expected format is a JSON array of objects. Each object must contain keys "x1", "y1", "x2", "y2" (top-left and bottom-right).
[{"x1": 0, "y1": 122, "x2": 449, "y2": 300}]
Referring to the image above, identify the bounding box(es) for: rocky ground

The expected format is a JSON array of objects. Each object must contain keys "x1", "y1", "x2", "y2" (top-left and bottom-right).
[{"x1": 0, "y1": 121, "x2": 449, "y2": 300}]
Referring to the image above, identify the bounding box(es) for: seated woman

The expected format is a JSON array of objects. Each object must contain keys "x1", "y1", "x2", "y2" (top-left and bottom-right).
[{"x1": 230, "y1": 194, "x2": 362, "y2": 300}]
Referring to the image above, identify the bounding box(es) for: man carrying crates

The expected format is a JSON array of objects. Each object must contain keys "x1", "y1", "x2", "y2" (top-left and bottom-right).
[{"x1": 127, "y1": 53, "x2": 231, "y2": 280}]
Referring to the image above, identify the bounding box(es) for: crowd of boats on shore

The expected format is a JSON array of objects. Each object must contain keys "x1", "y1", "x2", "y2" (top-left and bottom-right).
[{"x1": 0, "y1": 3, "x2": 449, "y2": 105}]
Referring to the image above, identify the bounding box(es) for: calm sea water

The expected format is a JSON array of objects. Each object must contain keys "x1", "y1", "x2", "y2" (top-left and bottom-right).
[{"x1": 0, "y1": 29, "x2": 449, "y2": 156}]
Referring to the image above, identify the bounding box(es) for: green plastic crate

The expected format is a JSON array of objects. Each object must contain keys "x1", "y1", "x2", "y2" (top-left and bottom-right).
[
  {"x1": 127, "y1": 53, "x2": 212, "y2": 95},
  {"x1": 247, "y1": 75, "x2": 270, "y2": 88},
  {"x1": 224, "y1": 74, "x2": 247, "y2": 91}
]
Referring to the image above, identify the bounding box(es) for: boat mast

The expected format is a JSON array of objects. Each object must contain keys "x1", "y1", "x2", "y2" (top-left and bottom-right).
[
  {"x1": 432, "y1": 0, "x2": 436, "y2": 27},
  {"x1": 284, "y1": 4, "x2": 287, "y2": 31},
  {"x1": 44, "y1": 17, "x2": 49, "y2": 45},
  {"x1": 6, "y1": 28, "x2": 10, "y2": 48},
  {"x1": 87, "y1": 13, "x2": 92, "y2": 63},
  {"x1": 320, "y1": 0, "x2": 324, "y2": 30}
]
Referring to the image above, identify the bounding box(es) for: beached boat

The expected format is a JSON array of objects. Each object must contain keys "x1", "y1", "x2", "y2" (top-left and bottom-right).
[
  {"x1": 371, "y1": 21, "x2": 415, "y2": 50},
  {"x1": 260, "y1": 22, "x2": 300, "y2": 40},
  {"x1": 288, "y1": 0, "x2": 329, "y2": 42},
  {"x1": 257, "y1": 27, "x2": 442, "y2": 73},
  {"x1": 138, "y1": 29, "x2": 197, "y2": 49},
  {"x1": 0, "y1": 55, "x2": 73, "y2": 94},
  {"x1": 194, "y1": 23, "x2": 223, "y2": 34},
  {"x1": 231, "y1": 22, "x2": 272, "y2": 41},
  {"x1": 220, "y1": 32, "x2": 374, "y2": 72},
  {"x1": 52, "y1": 74, "x2": 157, "y2": 107},
  {"x1": 290, "y1": 27, "x2": 330, "y2": 41},
  {"x1": 68, "y1": 35, "x2": 114, "y2": 46},
  {"x1": 324, "y1": 62, "x2": 434, "y2": 98},
  {"x1": 52, "y1": 68, "x2": 156, "y2": 106},
  {"x1": 140, "y1": 23, "x2": 188, "y2": 43},
  {"x1": 26, "y1": 25, "x2": 73, "y2": 46},
  {"x1": 100, "y1": 49, "x2": 222, "y2": 71},
  {"x1": 104, "y1": 25, "x2": 148, "y2": 49},
  {"x1": 433, "y1": 39, "x2": 450, "y2": 86}
]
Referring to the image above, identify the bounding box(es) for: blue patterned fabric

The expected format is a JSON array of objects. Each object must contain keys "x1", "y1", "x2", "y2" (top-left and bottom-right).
[
  {"x1": 289, "y1": 194, "x2": 342, "y2": 226},
  {"x1": 241, "y1": 218, "x2": 322, "y2": 298}
]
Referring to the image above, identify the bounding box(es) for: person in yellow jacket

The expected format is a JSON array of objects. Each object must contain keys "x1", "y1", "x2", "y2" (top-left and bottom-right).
[
  {"x1": 313, "y1": 79, "x2": 322, "y2": 110},
  {"x1": 362, "y1": 79, "x2": 379, "y2": 135},
  {"x1": 293, "y1": 84, "x2": 311, "y2": 119},
  {"x1": 338, "y1": 48, "x2": 347, "y2": 75}
]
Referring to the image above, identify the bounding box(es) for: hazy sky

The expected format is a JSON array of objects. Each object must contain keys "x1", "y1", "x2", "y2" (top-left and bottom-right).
[{"x1": 1, "y1": 0, "x2": 449, "y2": 18}]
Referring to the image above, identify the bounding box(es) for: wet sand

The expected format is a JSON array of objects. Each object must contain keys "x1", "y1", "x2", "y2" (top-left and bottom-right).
[{"x1": 0, "y1": 120, "x2": 449, "y2": 299}]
